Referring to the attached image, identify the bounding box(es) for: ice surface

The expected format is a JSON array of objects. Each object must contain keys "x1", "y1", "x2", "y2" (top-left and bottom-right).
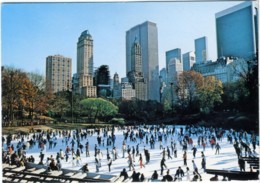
[{"x1": 2, "y1": 125, "x2": 259, "y2": 182}]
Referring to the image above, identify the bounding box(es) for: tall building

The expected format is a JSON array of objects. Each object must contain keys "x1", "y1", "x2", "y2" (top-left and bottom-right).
[
  {"x1": 74, "y1": 30, "x2": 96, "y2": 97},
  {"x1": 166, "y1": 48, "x2": 183, "y2": 83},
  {"x1": 121, "y1": 82, "x2": 135, "y2": 100},
  {"x1": 195, "y1": 36, "x2": 208, "y2": 64},
  {"x1": 216, "y1": 1, "x2": 258, "y2": 59},
  {"x1": 126, "y1": 21, "x2": 159, "y2": 101},
  {"x1": 46, "y1": 55, "x2": 72, "y2": 93},
  {"x1": 113, "y1": 72, "x2": 121, "y2": 99},
  {"x1": 183, "y1": 51, "x2": 196, "y2": 71},
  {"x1": 77, "y1": 30, "x2": 94, "y2": 76},
  {"x1": 168, "y1": 57, "x2": 183, "y2": 83},
  {"x1": 159, "y1": 68, "x2": 167, "y2": 83},
  {"x1": 166, "y1": 48, "x2": 181, "y2": 73},
  {"x1": 127, "y1": 40, "x2": 147, "y2": 101}
]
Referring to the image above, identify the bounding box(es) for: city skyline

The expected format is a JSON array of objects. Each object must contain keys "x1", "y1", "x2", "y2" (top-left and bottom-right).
[{"x1": 2, "y1": 1, "x2": 244, "y2": 79}]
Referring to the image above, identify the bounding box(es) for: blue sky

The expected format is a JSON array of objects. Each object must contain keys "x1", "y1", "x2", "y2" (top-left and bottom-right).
[{"x1": 2, "y1": 1, "x2": 243, "y2": 79}]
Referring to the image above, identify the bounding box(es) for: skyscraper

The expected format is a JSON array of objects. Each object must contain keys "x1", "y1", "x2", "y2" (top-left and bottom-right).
[
  {"x1": 127, "y1": 40, "x2": 147, "y2": 101},
  {"x1": 166, "y1": 48, "x2": 181, "y2": 73},
  {"x1": 167, "y1": 57, "x2": 183, "y2": 84},
  {"x1": 216, "y1": 1, "x2": 258, "y2": 59},
  {"x1": 126, "y1": 21, "x2": 159, "y2": 101},
  {"x1": 77, "y1": 30, "x2": 94, "y2": 76},
  {"x1": 166, "y1": 48, "x2": 183, "y2": 83},
  {"x1": 75, "y1": 30, "x2": 96, "y2": 97},
  {"x1": 183, "y1": 51, "x2": 195, "y2": 71},
  {"x1": 195, "y1": 36, "x2": 208, "y2": 64},
  {"x1": 113, "y1": 72, "x2": 121, "y2": 99},
  {"x1": 46, "y1": 55, "x2": 72, "y2": 93}
]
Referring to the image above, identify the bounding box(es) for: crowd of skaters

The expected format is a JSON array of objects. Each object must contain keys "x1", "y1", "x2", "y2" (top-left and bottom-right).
[{"x1": 2, "y1": 124, "x2": 259, "y2": 182}]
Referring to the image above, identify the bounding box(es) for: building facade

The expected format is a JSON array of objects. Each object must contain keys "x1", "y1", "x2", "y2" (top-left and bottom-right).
[
  {"x1": 46, "y1": 55, "x2": 72, "y2": 93},
  {"x1": 166, "y1": 48, "x2": 183, "y2": 83},
  {"x1": 121, "y1": 82, "x2": 135, "y2": 100},
  {"x1": 183, "y1": 51, "x2": 196, "y2": 71},
  {"x1": 166, "y1": 48, "x2": 182, "y2": 73},
  {"x1": 112, "y1": 72, "x2": 121, "y2": 99},
  {"x1": 216, "y1": 1, "x2": 258, "y2": 59},
  {"x1": 191, "y1": 57, "x2": 244, "y2": 83},
  {"x1": 74, "y1": 30, "x2": 96, "y2": 97},
  {"x1": 127, "y1": 40, "x2": 147, "y2": 101},
  {"x1": 159, "y1": 68, "x2": 167, "y2": 83},
  {"x1": 195, "y1": 36, "x2": 208, "y2": 64},
  {"x1": 126, "y1": 21, "x2": 159, "y2": 101}
]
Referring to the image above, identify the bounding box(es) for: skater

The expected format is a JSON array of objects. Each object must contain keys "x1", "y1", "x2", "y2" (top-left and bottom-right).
[
  {"x1": 95, "y1": 157, "x2": 100, "y2": 172},
  {"x1": 120, "y1": 168, "x2": 129, "y2": 181},
  {"x1": 215, "y1": 143, "x2": 221, "y2": 155},
  {"x1": 107, "y1": 156, "x2": 112, "y2": 172},
  {"x1": 174, "y1": 166, "x2": 184, "y2": 181},
  {"x1": 127, "y1": 153, "x2": 135, "y2": 171},
  {"x1": 160, "y1": 157, "x2": 167, "y2": 175},
  {"x1": 201, "y1": 155, "x2": 206, "y2": 172},
  {"x1": 80, "y1": 163, "x2": 89, "y2": 173},
  {"x1": 183, "y1": 151, "x2": 187, "y2": 166},
  {"x1": 192, "y1": 160, "x2": 198, "y2": 172},
  {"x1": 167, "y1": 146, "x2": 173, "y2": 159},
  {"x1": 161, "y1": 148, "x2": 166, "y2": 159},
  {"x1": 151, "y1": 170, "x2": 158, "y2": 180},
  {"x1": 186, "y1": 167, "x2": 190, "y2": 181},
  {"x1": 238, "y1": 157, "x2": 245, "y2": 171},
  {"x1": 191, "y1": 145, "x2": 197, "y2": 158},
  {"x1": 138, "y1": 154, "x2": 145, "y2": 168},
  {"x1": 162, "y1": 169, "x2": 173, "y2": 182}
]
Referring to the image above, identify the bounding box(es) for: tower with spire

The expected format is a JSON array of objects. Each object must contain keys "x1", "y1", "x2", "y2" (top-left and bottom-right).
[{"x1": 74, "y1": 30, "x2": 96, "y2": 97}]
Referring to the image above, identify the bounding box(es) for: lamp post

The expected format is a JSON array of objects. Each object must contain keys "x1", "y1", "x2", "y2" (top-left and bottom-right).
[
  {"x1": 67, "y1": 78, "x2": 73, "y2": 123},
  {"x1": 71, "y1": 77, "x2": 74, "y2": 123},
  {"x1": 10, "y1": 71, "x2": 14, "y2": 123},
  {"x1": 170, "y1": 82, "x2": 174, "y2": 115}
]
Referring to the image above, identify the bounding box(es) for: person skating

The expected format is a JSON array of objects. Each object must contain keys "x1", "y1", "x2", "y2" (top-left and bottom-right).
[
  {"x1": 238, "y1": 156, "x2": 245, "y2": 171},
  {"x1": 186, "y1": 167, "x2": 190, "y2": 181},
  {"x1": 138, "y1": 153, "x2": 145, "y2": 168},
  {"x1": 160, "y1": 157, "x2": 167, "y2": 175},
  {"x1": 201, "y1": 154, "x2": 206, "y2": 172},
  {"x1": 215, "y1": 143, "x2": 221, "y2": 155},
  {"x1": 127, "y1": 153, "x2": 135, "y2": 171},
  {"x1": 140, "y1": 173, "x2": 145, "y2": 182},
  {"x1": 151, "y1": 170, "x2": 158, "y2": 180},
  {"x1": 161, "y1": 148, "x2": 166, "y2": 159},
  {"x1": 107, "y1": 156, "x2": 112, "y2": 172},
  {"x1": 174, "y1": 166, "x2": 184, "y2": 181},
  {"x1": 131, "y1": 171, "x2": 140, "y2": 182},
  {"x1": 191, "y1": 145, "x2": 197, "y2": 158},
  {"x1": 162, "y1": 169, "x2": 173, "y2": 182},
  {"x1": 80, "y1": 163, "x2": 89, "y2": 173},
  {"x1": 144, "y1": 148, "x2": 150, "y2": 164},
  {"x1": 167, "y1": 146, "x2": 173, "y2": 159},
  {"x1": 95, "y1": 157, "x2": 100, "y2": 172},
  {"x1": 183, "y1": 151, "x2": 187, "y2": 166},
  {"x1": 120, "y1": 168, "x2": 129, "y2": 181},
  {"x1": 192, "y1": 160, "x2": 198, "y2": 172}
]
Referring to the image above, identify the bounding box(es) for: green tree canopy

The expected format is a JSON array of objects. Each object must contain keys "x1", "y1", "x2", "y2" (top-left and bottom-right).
[
  {"x1": 80, "y1": 98, "x2": 118, "y2": 122},
  {"x1": 197, "y1": 76, "x2": 223, "y2": 113}
]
